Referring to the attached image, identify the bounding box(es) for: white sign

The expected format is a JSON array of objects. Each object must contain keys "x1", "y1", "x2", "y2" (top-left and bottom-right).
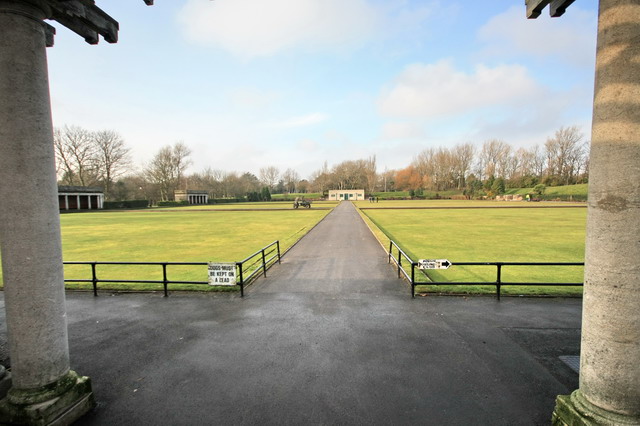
[
  {"x1": 418, "y1": 259, "x2": 452, "y2": 270},
  {"x1": 208, "y1": 263, "x2": 237, "y2": 286}
]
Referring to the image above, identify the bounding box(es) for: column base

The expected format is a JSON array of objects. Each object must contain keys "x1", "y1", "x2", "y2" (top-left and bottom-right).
[
  {"x1": 0, "y1": 367, "x2": 11, "y2": 400},
  {"x1": 553, "y1": 390, "x2": 640, "y2": 426},
  {"x1": 0, "y1": 371, "x2": 94, "y2": 425}
]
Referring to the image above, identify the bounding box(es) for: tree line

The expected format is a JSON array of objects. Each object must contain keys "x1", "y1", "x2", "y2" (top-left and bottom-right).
[{"x1": 54, "y1": 124, "x2": 589, "y2": 202}]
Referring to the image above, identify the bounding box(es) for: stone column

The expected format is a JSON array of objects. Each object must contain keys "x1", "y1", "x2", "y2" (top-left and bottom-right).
[
  {"x1": 553, "y1": 0, "x2": 640, "y2": 424},
  {"x1": 0, "y1": 1, "x2": 94, "y2": 424}
]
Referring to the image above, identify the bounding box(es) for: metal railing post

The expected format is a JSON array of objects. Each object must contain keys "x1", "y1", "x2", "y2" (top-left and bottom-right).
[
  {"x1": 277, "y1": 241, "x2": 281, "y2": 264},
  {"x1": 411, "y1": 262, "x2": 416, "y2": 298},
  {"x1": 91, "y1": 262, "x2": 98, "y2": 296},
  {"x1": 388, "y1": 241, "x2": 392, "y2": 263},
  {"x1": 397, "y1": 250, "x2": 402, "y2": 278},
  {"x1": 496, "y1": 263, "x2": 502, "y2": 301},
  {"x1": 262, "y1": 249, "x2": 267, "y2": 277},
  {"x1": 237, "y1": 262, "x2": 244, "y2": 297},
  {"x1": 162, "y1": 263, "x2": 168, "y2": 297}
]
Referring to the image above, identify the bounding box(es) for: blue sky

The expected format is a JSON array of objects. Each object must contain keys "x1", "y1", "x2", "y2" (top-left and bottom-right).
[{"x1": 46, "y1": 0, "x2": 599, "y2": 178}]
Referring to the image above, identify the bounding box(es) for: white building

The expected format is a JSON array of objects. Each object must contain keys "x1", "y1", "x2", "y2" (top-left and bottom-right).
[{"x1": 328, "y1": 189, "x2": 365, "y2": 201}]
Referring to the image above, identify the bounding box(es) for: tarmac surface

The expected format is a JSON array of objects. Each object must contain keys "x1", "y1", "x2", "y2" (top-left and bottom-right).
[{"x1": 0, "y1": 202, "x2": 581, "y2": 425}]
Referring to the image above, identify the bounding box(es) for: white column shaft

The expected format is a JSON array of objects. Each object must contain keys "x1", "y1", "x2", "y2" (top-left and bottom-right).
[
  {"x1": 580, "y1": 0, "x2": 640, "y2": 417},
  {"x1": 0, "y1": 3, "x2": 71, "y2": 389}
]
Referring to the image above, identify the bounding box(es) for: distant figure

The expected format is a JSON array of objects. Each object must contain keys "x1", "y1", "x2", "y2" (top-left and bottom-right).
[{"x1": 526, "y1": 194, "x2": 530, "y2": 202}]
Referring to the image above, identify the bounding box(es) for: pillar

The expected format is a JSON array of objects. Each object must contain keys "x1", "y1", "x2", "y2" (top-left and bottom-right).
[
  {"x1": 0, "y1": 1, "x2": 94, "y2": 424},
  {"x1": 552, "y1": 0, "x2": 640, "y2": 424},
  {"x1": 64, "y1": 195, "x2": 69, "y2": 210}
]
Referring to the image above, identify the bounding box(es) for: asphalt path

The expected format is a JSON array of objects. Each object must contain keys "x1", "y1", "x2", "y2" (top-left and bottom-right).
[{"x1": 0, "y1": 202, "x2": 581, "y2": 425}]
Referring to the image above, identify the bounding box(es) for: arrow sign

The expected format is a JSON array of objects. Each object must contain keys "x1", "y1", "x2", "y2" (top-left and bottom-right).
[{"x1": 418, "y1": 259, "x2": 452, "y2": 270}]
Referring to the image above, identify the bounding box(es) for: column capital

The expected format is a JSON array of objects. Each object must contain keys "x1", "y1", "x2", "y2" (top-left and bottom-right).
[
  {"x1": 0, "y1": 0, "x2": 52, "y2": 19},
  {"x1": 0, "y1": 0, "x2": 55, "y2": 46}
]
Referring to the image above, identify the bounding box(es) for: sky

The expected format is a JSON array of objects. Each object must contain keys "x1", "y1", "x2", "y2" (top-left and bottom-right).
[{"x1": 46, "y1": 0, "x2": 599, "y2": 179}]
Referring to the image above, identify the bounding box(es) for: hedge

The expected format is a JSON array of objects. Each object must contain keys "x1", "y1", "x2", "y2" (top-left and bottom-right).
[
  {"x1": 156, "y1": 200, "x2": 190, "y2": 207},
  {"x1": 103, "y1": 200, "x2": 149, "y2": 209}
]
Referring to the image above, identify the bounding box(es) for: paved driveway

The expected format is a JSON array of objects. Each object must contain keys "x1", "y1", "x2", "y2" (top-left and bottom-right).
[{"x1": 0, "y1": 202, "x2": 581, "y2": 425}]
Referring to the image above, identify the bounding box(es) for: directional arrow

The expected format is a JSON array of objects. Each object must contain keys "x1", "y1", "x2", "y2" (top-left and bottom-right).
[{"x1": 418, "y1": 259, "x2": 452, "y2": 270}]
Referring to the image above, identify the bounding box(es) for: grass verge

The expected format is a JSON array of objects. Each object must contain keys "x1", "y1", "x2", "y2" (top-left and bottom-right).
[
  {"x1": 357, "y1": 201, "x2": 585, "y2": 296},
  {"x1": 1, "y1": 207, "x2": 332, "y2": 292}
]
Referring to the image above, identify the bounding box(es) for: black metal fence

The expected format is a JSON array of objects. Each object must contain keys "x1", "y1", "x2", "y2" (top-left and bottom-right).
[
  {"x1": 236, "y1": 240, "x2": 281, "y2": 296},
  {"x1": 388, "y1": 240, "x2": 584, "y2": 299},
  {"x1": 64, "y1": 240, "x2": 281, "y2": 297}
]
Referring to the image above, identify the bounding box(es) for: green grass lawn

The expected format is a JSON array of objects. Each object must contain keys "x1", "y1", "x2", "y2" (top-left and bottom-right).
[
  {"x1": 359, "y1": 201, "x2": 586, "y2": 296},
  {"x1": 1, "y1": 207, "x2": 331, "y2": 292}
]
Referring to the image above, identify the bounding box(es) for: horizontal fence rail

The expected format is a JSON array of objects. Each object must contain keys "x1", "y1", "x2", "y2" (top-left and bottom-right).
[
  {"x1": 64, "y1": 240, "x2": 281, "y2": 297},
  {"x1": 387, "y1": 240, "x2": 584, "y2": 299}
]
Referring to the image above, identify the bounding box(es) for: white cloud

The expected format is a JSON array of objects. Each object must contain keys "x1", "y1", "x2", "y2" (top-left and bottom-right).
[
  {"x1": 381, "y1": 121, "x2": 425, "y2": 140},
  {"x1": 297, "y1": 139, "x2": 319, "y2": 152},
  {"x1": 378, "y1": 60, "x2": 539, "y2": 118},
  {"x1": 477, "y1": 6, "x2": 597, "y2": 67},
  {"x1": 228, "y1": 87, "x2": 280, "y2": 109},
  {"x1": 268, "y1": 113, "x2": 328, "y2": 129},
  {"x1": 177, "y1": 0, "x2": 379, "y2": 57}
]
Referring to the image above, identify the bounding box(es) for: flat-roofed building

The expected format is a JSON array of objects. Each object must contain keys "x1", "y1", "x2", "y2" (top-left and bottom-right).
[
  {"x1": 175, "y1": 189, "x2": 209, "y2": 205},
  {"x1": 328, "y1": 189, "x2": 365, "y2": 201},
  {"x1": 58, "y1": 186, "x2": 104, "y2": 210}
]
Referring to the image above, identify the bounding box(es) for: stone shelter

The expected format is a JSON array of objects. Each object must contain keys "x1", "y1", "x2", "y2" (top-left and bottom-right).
[
  {"x1": 175, "y1": 189, "x2": 209, "y2": 205},
  {"x1": 58, "y1": 186, "x2": 104, "y2": 210}
]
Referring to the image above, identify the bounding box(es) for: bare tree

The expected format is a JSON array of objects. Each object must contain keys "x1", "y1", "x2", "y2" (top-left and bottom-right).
[
  {"x1": 451, "y1": 143, "x2": 474, "y2": 189},
  {"x1": 259, "y1": 166, "x2": 280, "y2": 189},
  {"x1": 54, "y1": 125, "x2": 98, "y2": 186},
  {"x1": 93, "y1": 130, "x2": 131, "y2": 199},
  {"x1": 363, "y1": 155, "x2": 377, "y2": 194},
  {"x1": 530, "y1": 144, "x2": 547, "y2": 178},
  {"x1": 145, "y1": 142, "x2": 192, "y2": 201},
  {"x1": 331, "y1": 161, "x2": 368, "y2": 190},
  {"x1": 282, "y1": 168, "x2": 300, "y2": 193},
  {"x1": 479, "y1": 139, "x2": 511, "y2": 180},
  {"x1": 310, "y1": 161, "x2": 331, "y2": 194},
  {"x1": 172, "y1": 141, "x2": 192, "y2": 191},
  {"x1": 544, "y1": 126, "x2": 587, "y2": 185}
]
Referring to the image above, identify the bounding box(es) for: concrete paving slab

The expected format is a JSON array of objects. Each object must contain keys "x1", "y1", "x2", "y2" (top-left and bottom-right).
[{"x1": 0, "y1": 202, "x2": 582, "y2": 425}]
